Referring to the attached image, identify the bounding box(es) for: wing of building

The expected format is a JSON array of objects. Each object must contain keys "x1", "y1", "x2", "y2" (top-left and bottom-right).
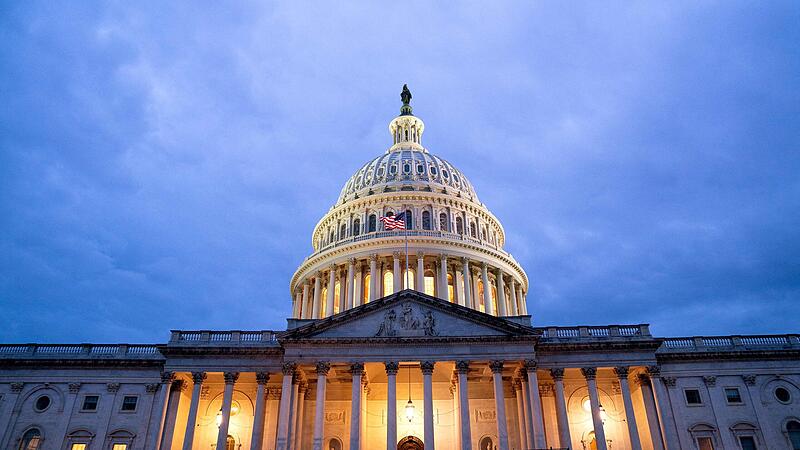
[{"x1": 2, "y1": 88, "x2": 799, "y2": 450}]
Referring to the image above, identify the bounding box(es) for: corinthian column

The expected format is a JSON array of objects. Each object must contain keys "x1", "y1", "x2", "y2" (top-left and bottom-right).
[
  {"x1": 481, "y1": 262, "x2": 494, "y2": 315},
  {"x1": 349, "y1": 363, "x2": 365, "y2": 450},
  {"x1": 250, "y1": 372, "x2": 269, "y2": 450},
  {"x1": 276, "y1": 363, "x2": 296, "y2": 450},
  {"x1": 495, "y1": 268, "x2": 507, "y2": 316},
  {"x1": 513, "y1": 379, "x2": 528, "y2": 450},
  {"x1": 455, "y1": 361, "x2": 473, "y2": 450},
  {"x1": 550, "y1": 368, "x2": 572, "y2": 448},
  {"x1": 393, "y1": 252, "x2": 401, "y2": 293},
  {"x1": 386, "y1": 362, "x2": 399, "y2": 450},
  {"x1": 439, "y1": 254, "x2": 449, "y2": 301},
  {"x1": 182, "y1": 372, "x2": 206, "y2": 450},
  {"x1": 326, "y1": 265, "x2": 336, "y2": 317},
  {"x1": 421, "y1": 361, "x2": 436, "y2": 450},
  {"x1": 302, "y1": 282, "x2": 310, "y2": 319},
  {"x1": 369, "y1": 255, "x2": 378, "y2": 302},
  {"x1": 346, "y1": 258, "x2": 356, "y2": 310},
  {"x1": 216, "y1": 372, "x2": 240, "y2": 450},
  {"x1": 461, "y1": 258, "x2": 472, "y2": 308},
  {"x1": 417, "y1": 252, "x2": 425, "y2": 293},
  {"x1": 582, "y1": 367, "x2": 607, "y2": 450},
  {"x1": 293, "y1": 383, "x2": 308, "y2": 450},
  {"x1": 312, "y1": 274, "x2": 322, "y2": 318},
  {"x1": 615, "y1": 367, "x2": 643, "y2": 450},
  {"x1": 489, "y1": 361, "x2": 509, "y2": 450},
  {"x1": 525, "y1": 360, "x2": 546, "y2": 448},
  {"x1": 508, "y1": 278, "x2": 518, "y2": 315},
  {"x1": 312, "y1": 362, "x2": 331, "y2": 450}
]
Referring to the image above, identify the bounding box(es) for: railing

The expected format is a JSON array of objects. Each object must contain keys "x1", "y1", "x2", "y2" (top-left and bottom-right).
[
  {"x1": 0, "y1": 343, "x2": 162, "y2": 358},
  {"x1": 306, "y1": 229, "x2": 510, "y2": 261},
  {"x1": 661, "y1": 334, "x2": 800, "y2": 351},
  {"x1": 537, "y1": 324, "x2": 651, "y2": 339},
  {"x1": 169, "y1": 330, "x2": 279, "y2": 345}
]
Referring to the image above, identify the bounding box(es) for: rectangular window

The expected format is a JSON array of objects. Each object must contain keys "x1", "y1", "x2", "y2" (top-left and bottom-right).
[
  {"x1": 81, "y1": 395, "x2": 99, "y2": 411},
  {"x1": 685, "y1": 389, "x2": 702, "y2": 405},
  {"x1": 697, "y1": 437, "x2": 714, "y2": 450},
  {"x1": 71, "y1": 444, "x2": 87, "y2": 450},
  {"x1": 725, "y1": 387, "x2": 743, "y2": 404},
  {"x1": 121, "y1": 396, "x2": 138, "y2": 411},
  {"x1": 112, "y1": 445, "x2": 128, "y2": 450},
  {"x1": 739, "y1": 436, "x2": 757, "y2": 450}
]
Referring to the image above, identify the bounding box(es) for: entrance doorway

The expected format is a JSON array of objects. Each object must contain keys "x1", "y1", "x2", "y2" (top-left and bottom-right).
[{"x1": 397, "y1": 436, "x2": 424, "y2": 450}]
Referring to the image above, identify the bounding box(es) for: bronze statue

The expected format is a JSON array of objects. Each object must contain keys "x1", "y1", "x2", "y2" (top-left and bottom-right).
[{"x1": 401, "y1": 84, "x2": 412, "y2": 105}]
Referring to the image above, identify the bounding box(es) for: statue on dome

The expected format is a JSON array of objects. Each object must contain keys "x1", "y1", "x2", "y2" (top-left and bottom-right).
[{"x1": 401, "y1": 84, "x2": 412, "y2": 105}]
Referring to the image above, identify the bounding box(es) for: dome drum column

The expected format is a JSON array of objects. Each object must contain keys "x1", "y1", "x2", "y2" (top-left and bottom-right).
[
  {"x1": 462, "y1": 257, "x2": 472, "y2": 309},
  {"x1": 416, "y1": 253, "x2": 425, "y2": 293},
  {"x1": 508, "y1": 277, "x2": 518, "y2": 316},
  {"x1": 481, "y1": 262, "x2": 494, "y2": 316},
  {"x1": 495, "y1": 268, "x2": 507, "y2": 316},
  {"x1": 312, "y1": 274, "x2": 322, "y2": 319},
  {"x1": 439, "y1": 254, "x2": 449, "y2": 301},
  {"x1": 326, "y1": 265, "x2": 336, "y2": 317}
]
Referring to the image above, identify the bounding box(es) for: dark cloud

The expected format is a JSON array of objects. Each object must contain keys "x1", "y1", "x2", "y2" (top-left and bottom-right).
[{"x1": 1, "y1": 2, "x2": 798, "y2": 342}]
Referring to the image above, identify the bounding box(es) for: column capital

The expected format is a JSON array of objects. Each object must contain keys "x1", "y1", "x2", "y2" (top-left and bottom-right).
[
  {"x1": 282, "y1": 362, "x2": 297, "y2": 375},
  {"x1": 550, "y1": 368, "x2": 565, "y2": 380},
  {"x1": 461, "y1": 256, "x2": 469, "y2": 264},
  {"x1": 580, "y1": 367, "x2": 597, "y2": 380},
  {"x1": 298, "y1": 382, "x2": 309, "y2": 394},
  {"x1": 662, "y1": 377, "x2": 677, "y2": 388},
  {"x1": 646, "y1": 365, "x2": 661, "y2": 377},
  {"x1": 702, "y1": 376, "x2": 716, "y2": 387},
  {"x1": 385, "y1": 361, "x2": 399, "y2": 375},
  {"x1": 191, "y1": 371, "x2": 207, "y2": 384},
  {"x1": 65, "y1": 382, "x2": 80, "y2": 393},
  {"x1": 223, "y1": 372, "x2": 240, "y2": 384},
  {"x1": 369, "y1": 254, "x2": 378, "y2": 262},
  {"x1": 170, "y1": 380, "x2": 186, "y2": 392},
  {"x1": 440, "y1": 253, "x2": 448, "y2": 260},
  {"x1": 393, "y1": 251, "x2": 401, "y2": 259},
  {"x1": 481, "y1": 261, "x2": 488, "y2": 269},
  {"x1": 348, "y1": 257, "x2": 356, "y2": 266},
  {"x1": 512, "y1": 378, "x2": 523, "y2": 391},
  {"x1": 523, "y1": 359, "x2": 538, "y2": 372},
  {"x1": 316, "y1": 361, "x2": 331, "y2": 375},
  {"x1": 256, "y1": 372, "x2": 270, "y2": 385},
  {"x1": 145, "y1": 383, "x2": 160, "y2": 393},
  {"x1": 635, "y1": 374, "x2": 652, "y2": 387},
  {"x1": 350, "y1": 362, "x2": 365, "y2": 375},
  {"x1": 161, "y1": 371, "x2": 176, "y2": 384},
  {"x1": 742, "y1": 374, "x2": 757, "y2": 386},
  {"x1": 455, "y1": 360, "x2": 470, "y2": 374},
  {"x1": 420, "y1": 361, "x2": 435, "y2": 375},
  {"x1": 614, "y1": 366, "x2": 630, "y2": 378},
  {"x1": 417, "y1": 251, "x2": 425, "y2": 258},
  {"x1": 106, "y1": 382, "x2": 120, "y2": 393},
  {"x1": 489, "y1": 360, "x2": 504, "y2": 373}
]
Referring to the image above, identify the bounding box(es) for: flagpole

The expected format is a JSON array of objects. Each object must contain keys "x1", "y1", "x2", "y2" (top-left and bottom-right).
[{"x1": 404, "y1": 224, "x2": 409, "y2": 290}]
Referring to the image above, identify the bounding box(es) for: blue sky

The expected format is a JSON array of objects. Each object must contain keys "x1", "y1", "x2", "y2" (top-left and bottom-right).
[{"x1": 1, "y1": 2, "x2": 798, "y2": 343}]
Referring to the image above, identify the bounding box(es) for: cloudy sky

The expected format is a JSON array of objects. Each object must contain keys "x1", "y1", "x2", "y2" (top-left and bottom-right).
[{"x1": 1, "y1": 2, "x2": 798, "y2": 343}]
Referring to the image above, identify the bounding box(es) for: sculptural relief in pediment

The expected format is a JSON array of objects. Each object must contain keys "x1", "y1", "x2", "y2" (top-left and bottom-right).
[{"x1": 375, "y1": 302, "x2": 438, "y2": 337}]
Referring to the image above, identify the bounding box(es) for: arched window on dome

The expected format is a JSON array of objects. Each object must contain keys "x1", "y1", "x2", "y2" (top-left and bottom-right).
[
  {"x1": 439, "y1": 213, "x2": 449, "y2": 232},
  {"x1": 362, "y1": 274, "x2": 371, "y2": 304},
  {"x1": 481, "y1": 227, "x2": 487, "y2": 241},
  {"x1": 491, "y1": 285, "x2": 498, "y2": 314},
  {"x1": 455, "y1": 217, "x2": 464, "y2": 234},
  {"x1": 320, "y1": 286, "x2": 328, "y2": 318},
  {"x1": 424, "y1": 270, "x2": 436, "y2": 297},
  {"x1": 368, "y1": 214, "x2": 377, "y2": 232},
  {"x1": 333, "y1": 280, "x2": 341, "y2": 314},
  {"x1": 353, "y1": 219, "x2": 361, "y2": 236},
  {"x1": 329, "y1": 229, "x2": 335, "y2": 244},
  {"x1": 339, "y1": 224, "x2": 346, "y2": 240},
  {"x1": 403, "y1": 268, "x2": 415, "y2": 290},
  {"x1": 447, "y1": 273, "x2": 455, "y2": 303},
  {"x1": 470, "y1": 221, "x2": 477, "y2": 238},
  {"x1": 383, "y1": 271, "x2": 393, "y2": 296},
  {"x1": 477, "y1": 280, "x2": 485, "y2": 313},
  {"x1": 422, "y1": 211, "x2": 432, "y2": 230},
  {"x1": 405, "y1": 210, "x2": 413, "y2": 230}
]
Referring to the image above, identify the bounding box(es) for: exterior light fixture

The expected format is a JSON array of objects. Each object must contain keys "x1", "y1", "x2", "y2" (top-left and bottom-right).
[
  {"x1": 599, "y1": 403, "x2": 608, "y2": 422},
  {"x1": 405, "y1": 365, "x2": 415, "y2": 422},
  {"x1": 215, "y1": 409, "x2": 222, "y2": 427}
]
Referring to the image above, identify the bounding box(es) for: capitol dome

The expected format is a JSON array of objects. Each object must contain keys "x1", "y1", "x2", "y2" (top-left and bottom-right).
[{"x1": 291, "y1": 85, "x2": 528, "y2": 320}]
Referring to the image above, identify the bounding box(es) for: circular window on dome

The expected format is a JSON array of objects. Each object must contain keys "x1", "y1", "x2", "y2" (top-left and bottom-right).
[
  {"x1": 775, "y1": 387, "x2": 792, "y2": 403},
  {"x1": 34, "y1": 395, "x2": 51, "y2": 412}
]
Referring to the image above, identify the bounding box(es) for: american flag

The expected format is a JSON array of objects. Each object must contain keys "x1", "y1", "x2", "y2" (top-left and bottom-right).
[{"x1": 379, "y1": 212, "x2": 406, "y2": 230}]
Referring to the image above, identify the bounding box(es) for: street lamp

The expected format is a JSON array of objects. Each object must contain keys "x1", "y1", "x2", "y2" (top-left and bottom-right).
[{"x1": 405, "y1": 365, "x2": 415, "y2": 422}]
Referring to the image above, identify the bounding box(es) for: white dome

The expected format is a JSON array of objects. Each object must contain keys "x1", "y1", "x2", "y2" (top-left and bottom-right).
[{"x1": 337, "y1": 149, "x2": 479, "y2": 205}]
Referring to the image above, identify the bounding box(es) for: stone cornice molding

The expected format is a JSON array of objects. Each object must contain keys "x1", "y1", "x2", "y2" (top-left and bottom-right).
[{"x1": 656, "y1": 349, "x2": 800, "y2": 362}]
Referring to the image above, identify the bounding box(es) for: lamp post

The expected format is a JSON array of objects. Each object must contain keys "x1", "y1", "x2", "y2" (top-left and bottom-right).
[{"x1": 405, "y1": 365, "x2": 415, "y2": 422}]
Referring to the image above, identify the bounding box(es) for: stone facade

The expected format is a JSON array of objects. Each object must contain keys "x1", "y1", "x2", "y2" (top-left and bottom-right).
[{"x1": 2, "y1": 91, "x2": 799, "y2": 450}]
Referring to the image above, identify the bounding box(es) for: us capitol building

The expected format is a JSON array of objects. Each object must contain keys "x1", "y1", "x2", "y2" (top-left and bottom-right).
[{"x1": 2, "y1": 87, "x2": 799, "y2": 450}]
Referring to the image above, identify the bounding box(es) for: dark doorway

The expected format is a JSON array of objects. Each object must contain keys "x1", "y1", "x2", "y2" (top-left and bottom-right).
[{"x1": 397, "y1": 435, "x2": 424, "y2": 450}]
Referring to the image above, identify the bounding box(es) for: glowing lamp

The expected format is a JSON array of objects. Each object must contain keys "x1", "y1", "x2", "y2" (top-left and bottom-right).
[
  {"x1": 405, "y1": 399, "x2": 415, "y2": 422},
  {"x1": 215, "y1": 409, "x2": 222, "y2": 427},
  {"x1": 599, "y1": 404, "x2": 608, "y2": 422}
]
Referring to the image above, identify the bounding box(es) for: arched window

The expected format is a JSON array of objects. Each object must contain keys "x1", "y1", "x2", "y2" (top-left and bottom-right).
[
  {"x1": 439, "y1": 213, "x2": 449, "y2": 231},
  {"x1": 481, "y1": 227, "x2": 487, "y2": 240},
  {"x1": 424, "y1": 270, "x2": 436, "y2": 297},
  {"x1": 329, "y1": 230, "x2": 335, "y2": 243},
  {"x1": 226, "y1": 436, "x2": 235, "y2": 450},
  {"x1": 320, "y1": 287, "x2": 328, "y2": 317},
  {"x1": 405, "y1": 210, "x2": 413, "y2": 230},
  {"x1": 328, "y1": 438, "x2": 343, "y2": 450},
  {"x1": 403, "y1": 268, "x2": 415, "y2": 290},
  {"x1": 422, "y1": 211, "x2": 432, "y2": 230},
  {"x1": 447, "y1": 273, "x2": 455, "y2": 303},
  {"x1": 353, "y1": 219, "x2": 361, "y2": 236},
  {"x1": 470, "y1": 221, "x2": 477, "y2": 238},
  {"x1": 383, "y1": 271, "x2": 394, "y2": 296},
  {"x1": 363, "y1": 274, "x2": 371, "y2": 304},
  {"x1": 491, "y1": 285, "x2": 498, "y2": 314},
  {"x1": 477, "y1": 280, "x2": 485, "y2": 312},
  {"x1": 333, "y1": 280, "x2": 341, "y2": 314},
  {"x1": 368, "y1": 214, "x2": 377, "y2": 232},
  {"x1": 339, "y1": 224, "x2": 346, "y2": 240},
  {"x1": 788, "y1": 420, "x2": 800, "y2": 449},
  {"x1": 455, "y1": 217, "x2": 464, "y2": 234},
  {"x1": 19, "y1": 429, "x2": 41, "y2": 450}
]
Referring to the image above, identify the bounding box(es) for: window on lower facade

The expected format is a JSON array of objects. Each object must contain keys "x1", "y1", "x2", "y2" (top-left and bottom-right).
[
  {"x1": 725, "y1": 387, "x2": 742, "y2": 404},
  {"x1": 71, "y1": 445, "x2": 87, "y2": 450},
  {"x1": 685, "y1": 389, "x2": 702, "y2": 405},
  {"x1": 121, "y1": 396, "x2": 138, "y2": 411},
  {"x1": 112, "y1": 445, "x2": 128, "y2": 450},
  {"x1": 19, "y1": 429, "x2": 41, "y2": 450},
  {"x1": 81, "y1": 395, "x2": 99, "y2": 411},
  {"x1": 788, "y1": 420, "x2": 800, "y2": 449},
  {"x1": 696, "y1": 437, "x2": 714, "y2": 450},
  {"x1": 739, "y1": 436, "x2": 757, "y2": 450}
]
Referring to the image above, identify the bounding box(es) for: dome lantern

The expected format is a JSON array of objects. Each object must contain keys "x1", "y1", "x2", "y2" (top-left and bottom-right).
[{"x1": 389, "y1": 84, "x2": 425, "y2": 151}]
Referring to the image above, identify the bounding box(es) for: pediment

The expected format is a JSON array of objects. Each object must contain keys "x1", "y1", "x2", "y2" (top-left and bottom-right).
[{"x1": 280, "y1": 290, "x2": 536, "y2": 341}]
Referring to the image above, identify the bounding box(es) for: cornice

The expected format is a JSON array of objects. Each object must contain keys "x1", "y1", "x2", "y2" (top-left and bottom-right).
[
  {"x1": 536, "y1": 339, "x2": 663, "y2": 354},
  {"x1": 0, "y1": 359, "x2": 165, "y2": 369},
  {"x1": 280, "y1": 335, "x2": 537, "y2": 346},
  {"x1": 156, "y1": 346, "x2": 284, "y2": 357},
  {"x1": 656, "y1": 349, "x2": 800, "y2": 363}
]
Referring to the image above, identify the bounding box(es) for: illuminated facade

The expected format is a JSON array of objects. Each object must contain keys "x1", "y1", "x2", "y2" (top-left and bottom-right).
[{"x1": 1, "y1": 88, "x2": 799, "y2": 450}]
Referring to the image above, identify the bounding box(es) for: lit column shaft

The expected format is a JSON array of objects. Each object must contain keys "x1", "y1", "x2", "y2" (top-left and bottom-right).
[
  {"x1": 525, "y1": 361, "x2": 546, "y2": 448},
  {"x1": 393, "y1": 252, "x2": 401, "y2": 293},
  {"x1": 349, "y1": 363, "x2": 364, "y2": 450},
  {"x1": 286, "y1": 379, "x2": 299, "y2": 450},
  {"x1": 582, "y1": 367, "x2": 607, "y2": 450},
  {"x1": 421, "y1": 361, "x2": 436, "y2": 450},
  {"x1": 301, "y1": 283, "x2": 310, "y2": 319},
  {"x1": 293, "y1": 383, "x2": 307, "y2": 450},
  {"x1": 439, "y1": 254, "x2": 448, "y2": 301},
  {"x1": 416, "y1": 253, "x2": 425, "y2": 293},
  {"x1": 508, "y1": 278, "x2": 518, "y2": 315},
  {"x1": 182, "y1": 372, "x2": 205, "y2": 450},
  {"x1": 481, "y1": 263, "x2": 494, "y2": 315},
  {"x1": 496, "y1": 268, "x2": 507, "y2": 316},
  {"x1": 216, "y1": 372, "x2": 239, "y2": 450},
  {"x1": 636, "y1": 375, "x2": 665, "y2": 450},
  {"x1": 461, "y1": 258, "x2": 472, "y2": 309},
  {"x1": 312, "y1": 362, "x2": 330, "y2": 450},
  {"x1": 312, "y1": 275, "x2": 322, "y2": 318},
  {"x1": 276, "y1": 364, "x2": 296, "y2": 450},
  {"x1": 346, "y1": 258, "x2": 355, "y2": 310},
  {"x1": 513, "y1": 379, "x2": 528, "y2": 450},
  {"x1": 550, "y1": 368, "x2": 572, "y2": 449},
  {"x1": 490, "y1": 361, "x2": 509, "y2": 450},
  {"x1": 250, "y1": 372, "x2": 269, "y2": 450},
  {"x1": 369, "y1": 255, "x2": 378, "y2": 302},
  {"x1": 456, "y1": 361, "x2": 473, "y2": 450},
  {"x1": 386, "y1": 362, "x2": 398, "y2": 450},
  {"x1": 326, "y1": 265, "x2": 336, "y2": 317}
]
